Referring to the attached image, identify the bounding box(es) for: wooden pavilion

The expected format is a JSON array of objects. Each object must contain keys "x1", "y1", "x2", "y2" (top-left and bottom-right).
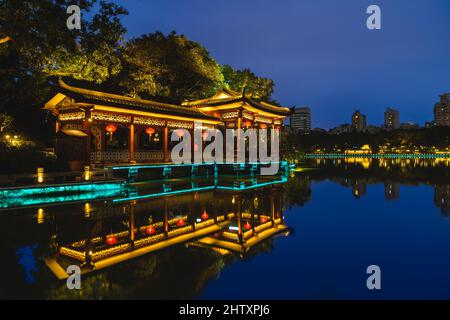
[{"x1": 45, "y1": 81, "x2": 292, "y2": 169}]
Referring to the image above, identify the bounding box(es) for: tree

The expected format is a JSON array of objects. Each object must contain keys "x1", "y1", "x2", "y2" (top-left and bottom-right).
[
  {"x1": 222, "y1": 64, "x2": 274, "y2": 100},
  {"x1": 0, "y1": 112, "x2": 13, "y2": 132},
  {"x1": 0, "y1": 0, "x2": 127, "y2": 138},
  {"x1": 116, "y1": 31, "x2": 224, "y2": 101}
]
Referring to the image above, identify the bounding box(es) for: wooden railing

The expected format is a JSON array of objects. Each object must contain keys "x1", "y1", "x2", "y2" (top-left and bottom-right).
[{"x1": 90, "y1": 150, "x2": 165, "y2": 163}]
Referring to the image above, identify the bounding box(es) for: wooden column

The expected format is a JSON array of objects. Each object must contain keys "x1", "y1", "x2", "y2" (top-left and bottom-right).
[
  {"x1": 236, "y1": 194, "x2": 243, "y2": 243},
  {"x1": 164, "y1": 198, "x2": 169, "y2": 238},
  {"x1": 55, "y1": 120, "x2": 60, "y2": 156},
  {"x1": 129, "y1": 202, "x2": 135, "y2": 247},
  {"x1": 129, "y1": 121, "x2": 135, "y2": 163},
  {"x1": 237, "y1": 112, "x2": 242, "y2": 162},
  {"x1": 222, "y1": 126, "x2": 227, "y2": 164},
  {"x1": 190, "y1": 125, "x2": 195, "y2": 164},
  {"x1": 84, "y1": 117, "x2": 91, "y2": 165},
  {"x1": 270, "y1": 189, "x2": 276, "y2": 221},
  {"x1": 163, "y1": 125, "x2": 169, "y2": 162}
]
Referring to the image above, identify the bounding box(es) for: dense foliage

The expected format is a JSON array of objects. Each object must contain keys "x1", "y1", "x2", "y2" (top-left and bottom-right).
[
  {"x1": 0, "y1": 0, "x2": 276, "y2": 141},
  {"x1": 285, "y1": 127, "x2": 450, "y2": 156}
]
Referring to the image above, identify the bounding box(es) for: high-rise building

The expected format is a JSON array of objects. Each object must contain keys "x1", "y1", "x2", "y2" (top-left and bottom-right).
[
  {"x1": 384, "y1": 107, "x2": 399, "y2": 129},
  {"x1": 385, "y1": 182, "x2": 400, "y2": 201},
  {"x1": 434, "y1": 93, "x2": 450, "y2": 126},
  {"x1": 351, "y1": 110, "x2": 366, "y2": 132},
  {"x1": 290, "y1": 107, "x2": 311, "y2": 132}
]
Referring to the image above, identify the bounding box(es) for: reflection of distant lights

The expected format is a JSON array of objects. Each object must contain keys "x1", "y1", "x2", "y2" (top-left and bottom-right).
[
  {"x1": 84, "y1": 203, "x2": 92, "y2": 217},
  {"x1": 37, "y1": 168, "x2": 44, "y2": 183},
  {"x1": 37, "y1": 208, "x2": 44, "y2": 224}
]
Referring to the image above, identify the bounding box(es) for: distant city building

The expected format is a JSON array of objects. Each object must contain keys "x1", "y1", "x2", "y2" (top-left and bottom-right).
[
  {"x1": 434, "y1": 93, "x2": 450, "y2": 126},
  {"x1": 425, "y1": 121, "x2": 435, "y2": 128},
  {"x1": 366, "y1": 125, "x2": 383, "y2": 134},
  {"x1": 399, "y1": 122, "x2": 420, "y2": 129},
  {"x1": 434, "y1": 185, "x2": 450, "y2": 215},
  {"x1": 352, "y1": 179, "x2": 367, "y2": 198},
  {"x1": 290, "y1": 107, "x2": 311, "y2": 132},
  {"x1": 351, "y1": 110, "x2": 366, "y2": 132},
  {"x1": 329, "y1": 124, "x2": 352, "y2": 135},
  {"x1": 385, "y1": 182, "x2": 400, "y2": 201},
  {"x1": 384, "y1": 107, "x2": 400, "y2": 129}
]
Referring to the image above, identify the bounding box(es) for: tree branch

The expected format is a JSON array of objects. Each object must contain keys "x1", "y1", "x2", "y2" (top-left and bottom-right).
[{"x1": 0, "y1": 36, "x2": 11, "y2": 44}]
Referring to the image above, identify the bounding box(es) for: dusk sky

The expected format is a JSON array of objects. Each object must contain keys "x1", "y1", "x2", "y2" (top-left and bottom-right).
[{"x1": 112, "y1": 0, "x2": 450, "y2": 129}]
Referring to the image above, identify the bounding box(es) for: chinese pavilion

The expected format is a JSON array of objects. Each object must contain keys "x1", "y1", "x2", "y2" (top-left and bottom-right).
[{"x1": 45, "y1": 81, "x2": 292, "y2": 169}]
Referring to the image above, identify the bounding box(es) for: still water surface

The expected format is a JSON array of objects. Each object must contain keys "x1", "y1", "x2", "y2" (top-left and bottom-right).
[{"x1": 2, "y1": 158, "x2": 450, "y2": 299}]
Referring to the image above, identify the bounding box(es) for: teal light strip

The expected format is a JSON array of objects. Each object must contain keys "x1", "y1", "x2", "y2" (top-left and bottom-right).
[
  {"x1": 305, "y1": 153, "x2": 450, "y2": 159},
  {"x1": 0, "y1": 189, "x2": 125, "y2": 209},
  {"x1": 112, "y1": 185, "x2": 216, "y2": 203},
  {"x1": 0, "y1": 182, "x2": 124, "y2": 199},
  {"x1": 112, "y1": 177, "x2": 287, "y2": 203}
]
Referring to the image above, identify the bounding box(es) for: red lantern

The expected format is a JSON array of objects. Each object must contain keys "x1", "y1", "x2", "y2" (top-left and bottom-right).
[
  {"x1": 260, "y1": 216, "x2": 268, "y2": 223},
  {"x1": 244, "y1": 121, "x2": 252, "y2": 128},
  {"x1": 201, "y1": 211, "x2": 209, "y2": 220},
  {"x1": 260, "y1": 124, "x2": 267, "y2": 129},
  {"x1": 106, "y1": 124, "x2": 117, "y2": 141},
  {"x1": 106, "y1": 124, "x2": 117, "y2": 133},
  {"x1": 244, "y1": 222, "x2": 252, "y2": 230},
  {"x1": 106, "y1": 235, "x2": 117, "y2": 245},
  {"x1": 145, "y1": 226, "x2": 156, "y2": 235},
  {"x1": 146, "y1": 127, "x2": 155, "y2": 135},
  {"x1": 176, "y1": 219, "x2": 185, "y2": 227},
  {"x1": 146, "y1": 127, "x2": 156, "y2": 142}
]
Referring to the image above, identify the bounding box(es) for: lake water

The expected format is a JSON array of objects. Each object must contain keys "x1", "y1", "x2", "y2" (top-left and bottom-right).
[{"x1": 2, "y1": 158, "x2": 450, "y2": 299}]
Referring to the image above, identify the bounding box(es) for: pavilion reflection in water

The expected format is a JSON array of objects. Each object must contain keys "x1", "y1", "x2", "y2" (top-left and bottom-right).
[{"x1": 45, "y1": 179, "x2": 291, "y2": 279}]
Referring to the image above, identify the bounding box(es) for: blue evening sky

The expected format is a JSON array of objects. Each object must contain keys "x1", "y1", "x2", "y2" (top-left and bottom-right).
[{"x1": 111, "y1": 0, "x2": 450, "y2": 129}]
